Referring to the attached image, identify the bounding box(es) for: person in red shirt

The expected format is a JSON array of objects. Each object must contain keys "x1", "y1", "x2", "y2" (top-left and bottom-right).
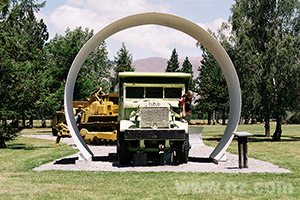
[{"x1": 179, "y1": 90, "x2": 194, "y2": 119}]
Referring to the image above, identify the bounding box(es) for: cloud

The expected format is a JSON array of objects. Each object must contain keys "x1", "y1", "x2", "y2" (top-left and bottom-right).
[
  {"x1": 198, "y1": 18, "x2": 230, "y2": 35},
  {"x1": 110, "y1": 18, "x2": 229, "y2": 58},
  {"x1": 49, "y1": 5, "x2": 100, "y2": 33},
  {"x1": 85, "y1": 0, "x2": 170, "y2": 19},
  {"x1": 67, "y1": 0, "x2": 84, "y2": 7},
  {"x1": 35, "y1": 11, "x2": 48, "y2": 22},
  {"x1": 112, "y1": 25, "x2": 198, "y2": 58},
  {"x1": 40, "y1": 0, "x2": 228, "y2": 58},
  {"x1": 49, "y1": 0, "x2": 170, "y2": 33}
]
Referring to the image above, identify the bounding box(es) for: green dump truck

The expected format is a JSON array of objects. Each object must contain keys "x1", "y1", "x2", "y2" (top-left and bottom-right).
[{"x1": 117, "y1": 72, "x2": 191, "y2": 165}]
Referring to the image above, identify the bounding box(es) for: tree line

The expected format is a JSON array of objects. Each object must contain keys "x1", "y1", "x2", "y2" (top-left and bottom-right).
[
  {"x1": 230, "y1": 0, "x2": 299, "y2": 140},
  {"x1": 0, "y1": 0, "x2": 299, "y2": 148},
  {"x1": 163, "y1": 0, "x2": 299, "y2": 141},
  {"x1": 0, "y1": 0, "x2": 135, "y2": 147}
]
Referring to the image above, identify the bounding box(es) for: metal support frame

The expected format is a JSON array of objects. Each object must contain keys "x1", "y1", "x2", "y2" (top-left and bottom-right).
[
  {"x1": 234, "y1": 132, "x2": 253, "y2": 168},
  {"x1": 64, "y1": 12, "x2": 241, "y2": 162}
]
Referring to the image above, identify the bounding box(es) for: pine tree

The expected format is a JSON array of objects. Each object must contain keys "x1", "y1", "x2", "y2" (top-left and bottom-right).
[
  {"x1": 195, "y1": 45, "x2": 229, "y2": 125},
  {"x1": 180, "y1": 57, "x2": 195, "y2": 90},
  {"x1": 0, "y1": 0, "x2": 48, "y2": 147},
  {"x1": 110, "y1": 43, "x2": 135, "y2": 92},
  {"x1": 180, "y1": 57, "x2": 193, "y2": 76},
  {"x1": 165, "y1": 48, "x2": 180, "y2": 72}
]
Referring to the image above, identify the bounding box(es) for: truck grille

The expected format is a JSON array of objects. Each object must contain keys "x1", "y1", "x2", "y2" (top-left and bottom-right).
[{"x1": 140, "y1": 107, "x2": 170, "y2": 128}]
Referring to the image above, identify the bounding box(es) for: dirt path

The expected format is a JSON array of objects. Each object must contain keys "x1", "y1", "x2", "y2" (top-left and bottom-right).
[{"x1": 22, "y1": 134, "x2": 291, "y2": 173}]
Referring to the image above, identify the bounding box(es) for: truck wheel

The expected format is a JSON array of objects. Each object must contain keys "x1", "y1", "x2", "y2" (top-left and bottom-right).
[
  {"x1": 176, "y1": 138, "x2": 190, "y2": 164},
  {"x1": 117, "y1": 132, "x2": 129, "y2": 165},
  {"x1": 181, "y1": 139, "x2": 190, "y2": 163},
  {"x1": 52, "y1": 128, "x2": 58, "y2": 136}
]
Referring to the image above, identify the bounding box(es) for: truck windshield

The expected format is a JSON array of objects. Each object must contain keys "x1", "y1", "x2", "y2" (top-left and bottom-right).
[
  {"x1": 126, "y1": 87, "x2": 144, "y2": 98},
  {"x1": 126, "y1": 87, "x2": 182, "y2": 99},
  {"x1": 145, "y1": 87, "x2": 163, "y2": 98},
  {"x1": 165, "y1": 88, "x2": 182, "y2": 98}
]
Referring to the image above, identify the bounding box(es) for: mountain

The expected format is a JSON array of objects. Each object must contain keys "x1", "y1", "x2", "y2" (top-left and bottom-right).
[
  {"x1": 132, "y1": 57, "x2": 167, "y2": 72},
  {"x1": 132, "y1": 57, "x2": 201, "y2": 78}
]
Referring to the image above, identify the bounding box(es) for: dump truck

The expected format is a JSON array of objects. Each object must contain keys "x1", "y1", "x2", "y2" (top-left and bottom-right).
[
  {"x1": 51, "y1": 88, "x2": 119, "y2": 146},
  {"x1": 117, "y1": 72, "x2": 191, "y2": 165}
]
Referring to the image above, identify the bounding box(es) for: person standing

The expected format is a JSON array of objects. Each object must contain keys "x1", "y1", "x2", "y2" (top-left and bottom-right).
[{"x1": 179, "y1": 90, "x2": 194, "y2": 119}]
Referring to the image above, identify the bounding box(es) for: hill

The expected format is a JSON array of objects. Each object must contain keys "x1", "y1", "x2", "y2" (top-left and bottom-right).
[{"x1": 132, "y1": 57, "x2": 201, "y2": 78}]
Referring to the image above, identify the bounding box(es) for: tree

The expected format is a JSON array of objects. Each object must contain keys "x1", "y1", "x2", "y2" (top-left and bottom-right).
[
  {"x1": 43, "y1": 27, "x2": 113, "y2": 116},
  {"x1": 110, "y1": 42, "x2": 134, "y2": 92},
  {"x1": 75, "y1": 41, "x2": 113, "y2": 99},
  {"x1": 0, "y1": 0, "x2": 48, "y2": 147},
  {"x1": 230, "y1": 0, "x2": 299, "y2": 140},
  {"x1": 165, "y1": 48, "x2": 180, "y2": 72},
  {"x1": 44, "y1": 27, "x2": 93, "y2": 97},
  {"x1": 180, "y1": 57, "x2": 193, "y2": 75},
  {"x1": 195, "y1": 44, "x2": 229, "y2": 125},
  {"x1": 180, "y1": 56, "x2": 195, "y2": 91},
  {"x1": 195, "y1": 25, "x2": 231, "y2": 125}
]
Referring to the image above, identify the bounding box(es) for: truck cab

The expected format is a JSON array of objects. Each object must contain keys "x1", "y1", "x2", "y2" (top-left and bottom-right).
[{"x1": 117, "y1": 72, "x2": 191, "y2": 165}]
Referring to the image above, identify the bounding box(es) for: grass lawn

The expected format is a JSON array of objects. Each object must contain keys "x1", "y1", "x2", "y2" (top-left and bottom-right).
[
  {"x1": 0, "y1": 124, "x2": 299, "y2": 199},
  {"x1": 21, "y1": 128, "x2": 53, "y2": 135}
]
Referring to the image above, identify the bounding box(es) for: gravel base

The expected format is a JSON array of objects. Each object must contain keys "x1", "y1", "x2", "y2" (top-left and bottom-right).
[{"x1": 22, "y1": 134, "x2": 291, "y2": 173}]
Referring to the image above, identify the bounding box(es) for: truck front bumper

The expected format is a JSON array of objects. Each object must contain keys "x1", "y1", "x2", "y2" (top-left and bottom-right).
[{"x1": 124, "y1": 129, "x2": 186, "y2": 140}]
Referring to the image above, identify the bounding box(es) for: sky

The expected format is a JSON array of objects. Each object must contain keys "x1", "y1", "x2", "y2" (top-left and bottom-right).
[{"x1": 36, "y1": 0, "x2": 235, "y2": 60}]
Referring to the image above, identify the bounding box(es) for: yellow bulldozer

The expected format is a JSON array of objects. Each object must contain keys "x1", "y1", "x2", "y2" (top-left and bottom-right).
[{"x1": 51, "y1": 88, "x2": 119, "y2": 146}]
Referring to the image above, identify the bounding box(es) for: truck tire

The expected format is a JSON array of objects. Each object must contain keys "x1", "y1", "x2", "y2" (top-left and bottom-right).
[
  {"x1": 52, "y1": 128, "x2": 58, "y2": 136},
  {"x1": 181, "y1": 139, "x2": 190, "y2": 163},
  {"x1": 176, "y1": 137, "x2": 190, "y2": 164},
  {"x1": 117, "y1": 132, "x2": 130, "y2": 165}
]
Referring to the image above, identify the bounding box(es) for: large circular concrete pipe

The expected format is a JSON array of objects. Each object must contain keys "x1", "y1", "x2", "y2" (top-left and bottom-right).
[{"x1": 64, "y1": 12, "x2": 241, "y2": 162}]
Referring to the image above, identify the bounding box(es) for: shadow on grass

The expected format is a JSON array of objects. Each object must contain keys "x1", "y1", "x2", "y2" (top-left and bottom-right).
[
  {"x1": 37, "y1": 130, "x2": 52, "y2": 134},
  {"x1": 7, "y1": 143, "x2": 51, "y2": 150},
  {"x1": 54, "y1": 153, "x2": 116, "y2": 165},
  {"x1": 203, "y1": 135, "x2": 300, "y2": 143},
  {"x1": 53, "y1": 153, "x2": 215, "y2": 168},
  {"x1": 188, "y1": 157, "x2": 214, "y2": 163},
  {"x1": 248, "y1": 136, "x2": 300, "y2": 142},
  {"x1": 54, "y1": 157, "x2": 78, "y2": 164},
  {"x1": 92, "y1": 153, "x2": 116, "y2": 162}
]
